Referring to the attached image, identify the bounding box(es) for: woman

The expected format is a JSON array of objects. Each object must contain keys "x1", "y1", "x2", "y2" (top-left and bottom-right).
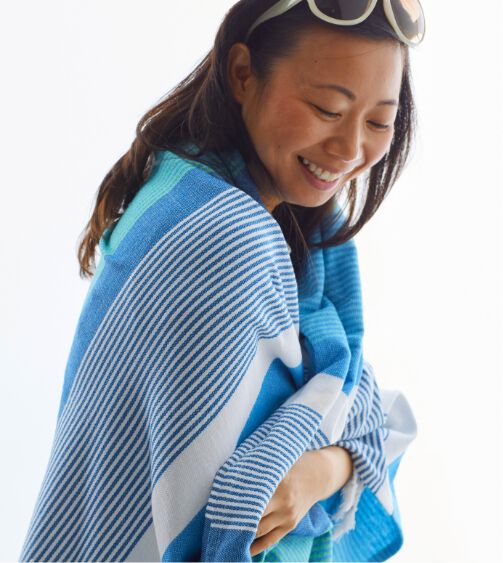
[{"x1": 20, "y1": 1, "x2": 423, "y2": 561}]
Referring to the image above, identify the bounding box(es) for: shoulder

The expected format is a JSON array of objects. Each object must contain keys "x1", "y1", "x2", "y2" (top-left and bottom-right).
[
  {"x1": 98, "y1": 149, "x2": 296, "y2": 310},
  {"x1": 100, "y1": 148, "x2": 284, "y2": 262},
  {"x1": 109, "y1": 183, "x2": 299, "y2": 337}
]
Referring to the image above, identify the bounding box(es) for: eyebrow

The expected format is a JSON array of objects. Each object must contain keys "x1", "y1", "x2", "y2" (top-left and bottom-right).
[{"x1": 310, "y1": 82, "x2": 399, "y2": 106}]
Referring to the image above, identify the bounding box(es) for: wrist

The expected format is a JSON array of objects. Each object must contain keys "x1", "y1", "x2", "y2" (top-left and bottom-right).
[{"x1": 317, "y1": 445, "x2": 354, "y2": 501}]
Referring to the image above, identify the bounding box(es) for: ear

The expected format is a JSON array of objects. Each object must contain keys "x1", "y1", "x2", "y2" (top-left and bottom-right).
[{"x1": 227, "y1": 42, "x2": 256, "y2": 105}]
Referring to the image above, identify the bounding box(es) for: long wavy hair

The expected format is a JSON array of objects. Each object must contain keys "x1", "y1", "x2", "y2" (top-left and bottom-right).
[{"x1": 77, "y1": 0, "x2": 417, "y2": 281}]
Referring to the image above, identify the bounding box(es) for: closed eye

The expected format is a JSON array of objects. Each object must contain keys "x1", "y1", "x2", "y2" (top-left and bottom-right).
[
  {"x1": 368, "y1": 121, "x2": 390, "y2": 130},
  {"x1": 312, "y1": 104, "x2": 391, "y2": 130},
  {"x1": 312, "y1": 104, "x2": 340, "y2": 119}
]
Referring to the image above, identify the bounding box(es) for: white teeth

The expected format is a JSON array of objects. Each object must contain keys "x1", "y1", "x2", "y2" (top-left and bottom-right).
[{"x1": 301, "y1": 157, "x2": 339, "y2": 182}]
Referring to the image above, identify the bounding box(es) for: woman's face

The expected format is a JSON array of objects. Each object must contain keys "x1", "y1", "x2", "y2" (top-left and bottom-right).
[{"x1": 228, "y1": 26, "x2": 404, "y2": 213}]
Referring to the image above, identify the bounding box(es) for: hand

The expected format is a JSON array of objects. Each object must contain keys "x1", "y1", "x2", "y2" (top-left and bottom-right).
[{"x1": 249, "y1": 447, "x2": 351, "y2": 557}]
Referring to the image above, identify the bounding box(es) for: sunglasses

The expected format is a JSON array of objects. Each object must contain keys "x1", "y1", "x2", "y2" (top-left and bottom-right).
[{"x1": 245, "y1": 0, "x2": 426, "y2": 47}]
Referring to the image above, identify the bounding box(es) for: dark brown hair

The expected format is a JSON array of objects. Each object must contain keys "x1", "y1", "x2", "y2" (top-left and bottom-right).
[{"x1": 77, "y1": 0, "x2": 417, "y2": 281}]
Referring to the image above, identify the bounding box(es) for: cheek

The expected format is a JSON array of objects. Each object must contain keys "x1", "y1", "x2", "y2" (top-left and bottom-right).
[
  {"x1": 260, "y1": 99, "x2": 318, "y2": 147},
  {"x1": 367, "y1": 131, "x2": 394, "y2": 167},
  {"x1": 347, "y1": 132, "x2": 394, "y2": 182}
]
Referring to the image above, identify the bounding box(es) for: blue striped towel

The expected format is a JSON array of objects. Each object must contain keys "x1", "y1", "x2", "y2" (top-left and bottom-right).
[{"x1": 19, "y1": 142, "x2": 417, "y2": 562}]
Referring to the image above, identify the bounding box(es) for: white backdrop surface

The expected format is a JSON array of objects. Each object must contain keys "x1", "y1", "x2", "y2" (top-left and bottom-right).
[{"x1": 1, "y1": 1, "x2": 502, "y2": 561}]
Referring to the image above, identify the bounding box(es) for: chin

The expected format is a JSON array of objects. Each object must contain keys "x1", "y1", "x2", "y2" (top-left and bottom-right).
[{"x1": 288, "y1": 194, "x2": 334, "y2": 209}]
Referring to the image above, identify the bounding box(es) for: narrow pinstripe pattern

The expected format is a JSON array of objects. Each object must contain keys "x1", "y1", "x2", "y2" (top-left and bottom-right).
[
  {"x1": 20, "y1": 144, "x2": 417, "y2": 562},
  {"x1": 204, "y1": 405, "x2": 324, "y2": 532},
  {"x1": 21, "y1": 183, "x2": 298, "y2": 561},
  {"x1": 335, "y1": 362, "x2": 388, "y2": 495}
]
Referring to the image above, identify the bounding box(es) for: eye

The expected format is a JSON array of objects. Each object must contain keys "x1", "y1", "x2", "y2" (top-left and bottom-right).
[
  {"x1": 311, "y1": 104, "x2": 340, "y2": 119},
  {"x1": 312, "y1": 103, "x2": 392, "y2": 131},
  {"x1": 368, "y1": 121, "x2": 391, "y2": 131},
  {"x1": 312, "y1": 104, "x2": 391, "y2": 130}
]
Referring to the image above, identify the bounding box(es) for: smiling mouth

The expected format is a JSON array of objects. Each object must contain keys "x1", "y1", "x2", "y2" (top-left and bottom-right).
[{"x1": 297, "y1": 155, "x2": 342, "y2": 183}]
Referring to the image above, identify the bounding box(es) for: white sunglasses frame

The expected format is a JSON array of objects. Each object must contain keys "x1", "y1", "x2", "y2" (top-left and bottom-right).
[{"x1": 244, "y1": 0, "x2": 425, "y2": 47}]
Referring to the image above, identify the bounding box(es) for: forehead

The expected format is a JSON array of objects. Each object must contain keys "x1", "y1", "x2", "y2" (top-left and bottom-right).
[{"x1": 282, "y1": 27, "x2": 404, "y2": 95}]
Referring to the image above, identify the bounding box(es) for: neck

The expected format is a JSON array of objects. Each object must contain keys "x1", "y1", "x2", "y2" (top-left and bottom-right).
[{"x1": 245, "y1": 158, "x2": 281, "y2": 215}]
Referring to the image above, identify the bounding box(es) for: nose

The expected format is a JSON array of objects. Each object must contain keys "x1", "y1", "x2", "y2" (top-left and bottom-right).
[{"x1": 323, "y1": 117, "x2": 363, "y2": 165}]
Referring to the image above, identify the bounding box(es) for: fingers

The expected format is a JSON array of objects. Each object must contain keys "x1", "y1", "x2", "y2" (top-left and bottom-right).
[
  {"x1": 255, "y1": 512, "x2": 278, "y2": 539},
  {"x1": 250, "y1": 526, "x2": 289, "y2": 557}
]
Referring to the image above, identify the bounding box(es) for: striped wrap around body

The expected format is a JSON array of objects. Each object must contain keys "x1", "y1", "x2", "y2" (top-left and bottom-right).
[{"x1": 20, "y1": 143, "x2": 417, "y2": 562}]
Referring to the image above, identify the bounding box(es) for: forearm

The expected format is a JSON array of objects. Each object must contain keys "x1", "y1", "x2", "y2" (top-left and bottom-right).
[{"x1": 316, "y1": 445, "x2": 354, "y2": 501}]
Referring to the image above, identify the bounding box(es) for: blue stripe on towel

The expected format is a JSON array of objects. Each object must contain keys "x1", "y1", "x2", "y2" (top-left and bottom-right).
[{"x1": 20, "y1": 144, "x2": 417, "y2": 563}]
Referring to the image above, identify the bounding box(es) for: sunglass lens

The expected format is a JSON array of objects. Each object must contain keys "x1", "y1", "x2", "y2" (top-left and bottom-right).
[
  {"x1": 313, "y1": 0, "x2": 374, "y2": 20},
  {"x1": 389, "y1": 0, "x2": 425, "y2": 44}
]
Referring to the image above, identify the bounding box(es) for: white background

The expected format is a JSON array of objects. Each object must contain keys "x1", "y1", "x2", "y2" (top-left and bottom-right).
[{"x1": 1, "y1": 1, "x2": 502, "y2": 561}]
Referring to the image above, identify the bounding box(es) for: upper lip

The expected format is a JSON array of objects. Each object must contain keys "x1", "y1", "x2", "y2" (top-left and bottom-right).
[{"x1": 299, "y1": 155, "x2": 343, "y2": 175}]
